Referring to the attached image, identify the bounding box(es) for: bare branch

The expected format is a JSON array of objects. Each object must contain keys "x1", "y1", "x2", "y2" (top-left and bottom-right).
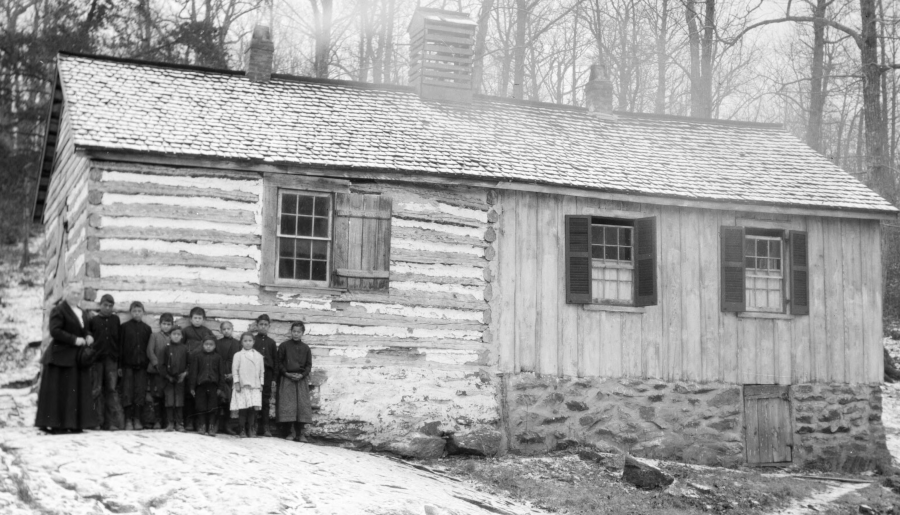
[{"x1": 721, "y1": 16, "x2": 861, "y2": 48}]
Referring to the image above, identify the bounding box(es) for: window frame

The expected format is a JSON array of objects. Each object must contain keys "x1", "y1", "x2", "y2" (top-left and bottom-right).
[
  {"x1": 275, "y1": 189, "x2": 333, "y2": 286},
  {"x1": 260, "y1": 174, "x2": 351, "y2": 290},
  {"x1": 590, "y1": 217, "x2": 636, "y2": 306},
  {"x1": 743, "y1": 230, "x2": 786, "y2": 313}
]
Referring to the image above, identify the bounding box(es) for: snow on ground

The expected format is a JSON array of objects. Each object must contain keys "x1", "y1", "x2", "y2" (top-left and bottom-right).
[
  {"x1": 0, "y1": 240, "x2": 44, "y2": 381},
  {"x1": 0, "y1": 427, "x2": 540, "y2": 515},
  {"x1": 883, "y1": 337, "x2": 900, "y2": 467}
]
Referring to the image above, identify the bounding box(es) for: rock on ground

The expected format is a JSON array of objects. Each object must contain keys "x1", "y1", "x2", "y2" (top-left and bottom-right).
[
  {"x1": 622, "y1": 454, "x2": 674, "y2": 489},
  {"x1": 0, "y1": 428, "x2": 539, "y2": 515}
]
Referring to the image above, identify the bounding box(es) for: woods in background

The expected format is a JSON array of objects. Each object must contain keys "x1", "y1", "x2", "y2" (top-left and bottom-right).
[{"x1": 3, "y1": 0, "x2": 900, "y2": 318}]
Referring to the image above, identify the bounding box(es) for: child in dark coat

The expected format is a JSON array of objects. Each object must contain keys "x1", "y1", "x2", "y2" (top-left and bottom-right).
[
  {"x1": 277, "y1": 321, "x2": 313, "y2": 442},
  {"x1": 119, "y1": 301, "x2": 152, "y2": 430},
  {"x1": 190, "y1": 338, "x2": 225, "y2": 436},
  {"x1": 182, "y1": 306, "x2": 215, "y2": 430},
  {"x1": 161, "y1": 327, "x2": 188, "y2": 432},
  {"x1": 146, "y1": 312, "x2": 174, "y2": 429},
  {"x1": 86, "y1": 293, "x2": 124, "y2": 430},
  {"x1": 252, "y1": 314, "x2": 277, "y2": 437},
  {"x1": 216, "y1": 321, "x2": 241, "y2": 434}
]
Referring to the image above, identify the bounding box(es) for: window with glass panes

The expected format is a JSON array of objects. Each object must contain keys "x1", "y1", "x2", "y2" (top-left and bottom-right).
[
  {"x1": 277, "y1": 191, "x2": 331, "y2": 282},
  {"x1": 744, "y1": 234, "x2": 783, "y2": 312},
  {"x1": 590, "y1": 221, "x2": 634, "y2": 304}
]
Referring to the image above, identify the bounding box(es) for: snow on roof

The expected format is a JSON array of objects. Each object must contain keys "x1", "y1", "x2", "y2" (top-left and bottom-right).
[{"x1": 45, "y1": 53, "x2": 897, "y2": 216}]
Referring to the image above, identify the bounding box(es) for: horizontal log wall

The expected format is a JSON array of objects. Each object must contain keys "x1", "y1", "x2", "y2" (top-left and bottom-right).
[
  {"x1": 494, "y1": 190, "x2": 883, "y2": 385},
  {"x1": 79, "y1": 161, "x2": 499, "y2": 443},
  {"x1": 43, "y1": 103, "x2": 91, "y2": 305}
]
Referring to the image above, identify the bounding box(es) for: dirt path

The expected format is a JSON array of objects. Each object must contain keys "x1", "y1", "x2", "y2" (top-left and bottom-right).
[{"x1": 770, "y1": 480, "x2": 870, "y2": 515}]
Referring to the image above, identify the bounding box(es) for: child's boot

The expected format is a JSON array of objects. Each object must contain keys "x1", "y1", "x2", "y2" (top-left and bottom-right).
[
  {"x1": 134, "y1": 411, "x2": 144, "y2": 430},
  {"x1": 294, "y1": 422, "x2": 308, "y2": 443},
  {"x1": 261, "y1": 409, "x2": 272, "y2": 437},
  {"x1": 249, "y1": 411, "x2": 258, "y2": 438},
  {"x1": 124, "y1": 407, "x2": 134, "y2": 430},
  {"x1": 208, "y1": 412, "x2": 218, "y2": 437},
  {"x1": 164, "y1": 409, "x2": 175, "y2": 432},
  {"x1": 175, "y1": 410, "x2": 185, "y2": 432},
  {"x1": 237, "y1": 411, "x2": 247, "y2": 438}
]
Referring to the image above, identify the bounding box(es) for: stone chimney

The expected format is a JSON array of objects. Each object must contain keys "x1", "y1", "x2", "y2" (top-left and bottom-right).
[
  {"x1": 408, "y1": 8, "x2": 477, "y2": 102},
  {"x1": 246, "y1": 25, "x2": 274, "y2": 82},
  {"x1": 585, "y1": 63, "x2": 614, "y2": 116}
]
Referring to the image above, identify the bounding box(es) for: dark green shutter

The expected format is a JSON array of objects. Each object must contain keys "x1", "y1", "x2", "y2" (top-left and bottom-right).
[
  {"x1": 721, "y1": 225, "x2": 746, "y2": 312},
  {"x1": 565, "y1": 215, "x2": 592, "y2": 304},
  {"x1": 790, "y1": 230, "x2": 809, "y2": 315},
  {"x1": 633, "y1": 216, "x2": 657, "y2": 307}
]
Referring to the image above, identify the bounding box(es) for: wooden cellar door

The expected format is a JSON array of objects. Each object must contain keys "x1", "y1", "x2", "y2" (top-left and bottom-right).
[{"x1": 743, "y1": 385, "x2": 793, "y2": 466}]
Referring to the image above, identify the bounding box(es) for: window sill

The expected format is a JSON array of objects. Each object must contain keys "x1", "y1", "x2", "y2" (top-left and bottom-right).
[
  {"x1": 737, "y1": 312, "x2": 794, "y2": 320},
  {"x1": 262, "y1": 284, "x2": 347, "y2": 296},
  {"x1": 582, "y1": 304, "x2": 646, "y2": 314}
]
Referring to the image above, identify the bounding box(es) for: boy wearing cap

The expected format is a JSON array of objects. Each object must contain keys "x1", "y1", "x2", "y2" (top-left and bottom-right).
[
  {"x1": 119, "y1": 301, "x2": 152, "y2": 430},
  {"x1": 87, "y1": 293, "x2": 124, "y2": 430},
  {"x1": 253, "y1": 314, "x2": 277, "y2": 437}
]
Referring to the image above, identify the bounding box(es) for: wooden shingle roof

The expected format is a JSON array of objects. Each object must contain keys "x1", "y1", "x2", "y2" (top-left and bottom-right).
[{"x1": 36, "y1": 53, "x2": 898, "y2": 219}]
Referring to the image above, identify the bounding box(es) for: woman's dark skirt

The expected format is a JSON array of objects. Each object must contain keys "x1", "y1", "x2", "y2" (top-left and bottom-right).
[{"x1": 35, "y1": 363, "x2": 97, "y2": 430}]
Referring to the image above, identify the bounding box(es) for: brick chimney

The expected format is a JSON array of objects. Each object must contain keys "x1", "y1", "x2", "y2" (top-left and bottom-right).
[
  {"x1": 408, "y1": 8, "x2": 477, "y2": 102},
  {"x1": 585, "y1": 63, "x2": 614, "y2": 116},
  {"x1": 246, "y1": 25, "x2": 274, "y2": 82}
]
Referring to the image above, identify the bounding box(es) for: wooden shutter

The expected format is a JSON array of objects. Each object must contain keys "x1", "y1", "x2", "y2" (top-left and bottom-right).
[
  {"x1": 565, "y1": 215, "x2": 592, "y2": 304},
  {"x1": 331, "y1": 193, "x2": 392, "y2": 291},
  {"x1": 633, "y1": 216, "x2": 657, "y2": 307},
  {"x1": 789, "y1": 230, "x2": 809, "y2": 315},
  {"x1": 721, "y1": 225, "x2": 746, "y2": 312}
]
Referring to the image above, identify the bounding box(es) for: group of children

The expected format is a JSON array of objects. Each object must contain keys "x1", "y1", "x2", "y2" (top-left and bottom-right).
[{"x1": 87, "y1": 295, "x2": 313, "y2": 440}]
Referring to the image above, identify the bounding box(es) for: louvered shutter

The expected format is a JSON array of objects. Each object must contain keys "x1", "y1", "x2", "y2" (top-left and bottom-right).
[
  {"x1": 789, "y1": 230, "x2": 809, "y2": 315},
  {"x1": 633, "y1": 216, "x2": 657, "y2": 307},
  {"x1": 331, "y1": 193, "x2": 392, "y2": 291},
  {"x1": 565, "y1": 215, "x2": 592, "y2": 304},
  {"x1": 720, "y1": 225, "x2": 746, "y2": 312}
]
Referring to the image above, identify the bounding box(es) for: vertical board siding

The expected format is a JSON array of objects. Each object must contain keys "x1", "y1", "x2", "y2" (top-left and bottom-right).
[
  {"x1": 681, "y1": 209, "x2": 702, "y2": 381},
  {"x1": 823, "y1": 220, "x2": 846, "y2": 383},
  {"x1": 841, "y1": 219, "x2": 864, "y2": 383},
  {"x1": 538, "y1": 194, "x2": 559, "y2": 374},
  {"x1": 807, "y1": 217, "x2": 828, "y2": 382},
  {"x1": 497, "y1": 190, "x2": 517, "y2": 372},
  {"x1": 495, "y1": 194, "x2": 882, "y2": 384}
]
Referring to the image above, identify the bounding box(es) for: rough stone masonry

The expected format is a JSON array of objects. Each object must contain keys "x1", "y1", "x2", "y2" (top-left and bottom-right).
[{"x1": 506, "y1": 373, "x2": 891, "y2": 472}]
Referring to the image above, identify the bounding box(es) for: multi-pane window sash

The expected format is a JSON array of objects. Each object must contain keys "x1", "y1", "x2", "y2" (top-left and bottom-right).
[
  {"x1": 591, "y1": 223, "x2": 634, "y2": 304},
  {"x1": 745, "y1": 235, "x2": 783, "y2": 312},
  {"x1": 277, "y1": 190, "x2": 332, "y2": 282}
]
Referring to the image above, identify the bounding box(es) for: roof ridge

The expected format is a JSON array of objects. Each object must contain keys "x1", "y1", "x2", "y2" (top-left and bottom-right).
[
  {"x1": 269, "y1": 73, "x2": 414, "y2": 93},
  {"x1": 58, "y1": 51, "x2": 243, "y2": 76},
  {"x1": 615, "y1": 111, "x2": 783, "y2": 129}
]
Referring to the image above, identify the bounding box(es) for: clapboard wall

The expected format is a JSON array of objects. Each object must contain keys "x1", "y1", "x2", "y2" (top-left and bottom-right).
[
  {"x1": 64, "y1": 160, "x2": 498, "y2": 441},
  {"x1": 492, "y1": 189, "x2": 883, "y2": 385}
]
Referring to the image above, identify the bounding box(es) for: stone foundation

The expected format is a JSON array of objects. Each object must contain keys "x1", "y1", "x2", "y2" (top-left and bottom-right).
[
  {"x1": 506, "y1": 374, "x2": 745, "y2": 467},
  {"x1": 791, "y1": 383, "x2": 890, "y2": 473},
  {"x1": 505, "y1": 374, "x2": 891, "y2": 472}
]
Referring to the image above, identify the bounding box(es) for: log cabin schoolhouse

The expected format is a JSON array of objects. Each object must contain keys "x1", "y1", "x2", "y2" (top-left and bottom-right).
[{"x1": 32, "y1": 8, "x2": 898, "y2": 471}]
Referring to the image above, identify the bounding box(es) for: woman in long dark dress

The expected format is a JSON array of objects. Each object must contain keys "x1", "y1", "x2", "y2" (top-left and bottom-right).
[{"x1": 35, "y1": 283, "x2": 98, "y2": 433}]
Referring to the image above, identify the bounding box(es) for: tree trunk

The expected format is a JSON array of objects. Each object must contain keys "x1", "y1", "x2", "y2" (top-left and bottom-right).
[
  {"x1": 655, "y1": 0, "x2": 669, "y2": 114},
  {"x1": 859, "y1": 0, "x2": 893, "y2": 202},
  {"x1": 311, "y1": 0, "x2": 332, "y2": 79},
  {"x1": 685, "y1": 1, "x2": 703, "y2": 117},
  {"x1": 512, "y1": 0, "x2": 528, "y2": 100},
  {"x1": 357, "y1": 1, "x2": 368, "y2": 82},
  {"x1": 699, "y1": 0, "x2": 715, "y2": 118},
  {"x1": 472, "y1": 0, "x2": 495, "y2": 94},
  {"x1": 382, "y1": 0, "x2": 394, "y2": 83},
  {"x1": 807, "y1": 0, "x2": 828, "y2": 151}
]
